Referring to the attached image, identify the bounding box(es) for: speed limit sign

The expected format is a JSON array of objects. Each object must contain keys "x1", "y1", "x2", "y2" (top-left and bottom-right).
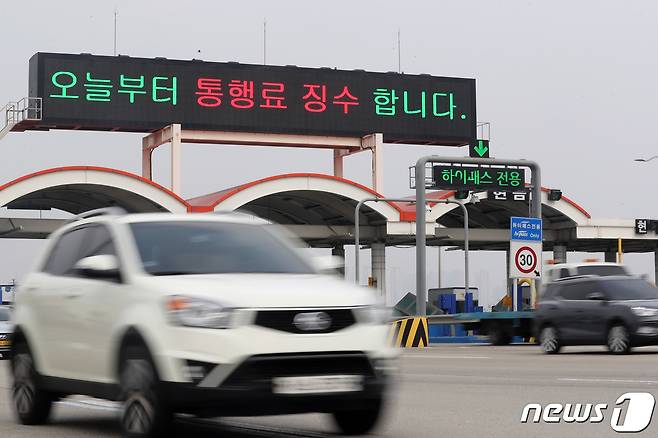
[{"x1": 509, "y1": 241, "x2": 542, "y2": 278}]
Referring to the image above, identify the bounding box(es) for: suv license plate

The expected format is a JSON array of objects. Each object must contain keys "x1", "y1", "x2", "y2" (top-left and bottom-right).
[{"x1": 272, "y1": 375, "x2": 363, "y2": 395}]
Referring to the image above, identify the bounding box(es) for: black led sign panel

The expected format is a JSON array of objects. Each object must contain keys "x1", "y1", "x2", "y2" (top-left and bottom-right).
[
  {"x1": 432, "y1": 165, "x2": 527, "y2": 191},
  {"x1": 29, "y1": 52, "x2": 476, "y2": 144}
]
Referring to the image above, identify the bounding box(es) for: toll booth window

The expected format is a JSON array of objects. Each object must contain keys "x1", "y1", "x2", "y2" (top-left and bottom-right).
[
  {"x1": 576, "y1": 266, "x2": 627, "y2": 277},
  {"x1": 129, "y1": 221, "x2": 314, "y2": 276}
]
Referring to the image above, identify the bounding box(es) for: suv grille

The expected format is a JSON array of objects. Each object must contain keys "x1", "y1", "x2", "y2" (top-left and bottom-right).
[
  {"x1": 223, "y1": 351, "x2": 375, "y2": 386},
  {"x1": 254, "y1": 308, "x2": 356, "y2": 334}
]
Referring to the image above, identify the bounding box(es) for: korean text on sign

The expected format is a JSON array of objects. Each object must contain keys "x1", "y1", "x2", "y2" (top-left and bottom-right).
[
  {"x1": 432, "y1": 166, "x2": 525, "y2": 190},
  {"x1": 50, "y1": 71, "x2": 177, "y2": 105}
]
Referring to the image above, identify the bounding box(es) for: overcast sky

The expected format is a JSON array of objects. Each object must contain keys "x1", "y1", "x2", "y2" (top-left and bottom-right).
[{"x1": 2, "y1": 1, "x2": 658, "y2": 307}]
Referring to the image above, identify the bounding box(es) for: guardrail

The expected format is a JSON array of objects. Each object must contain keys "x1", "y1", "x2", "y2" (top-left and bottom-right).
[
  {"x1": 389, "y1": 314, "x2": 479, "y2": 325},
  {"x1": 390, "y1": 311, "x2": 535, "y2": 325}
]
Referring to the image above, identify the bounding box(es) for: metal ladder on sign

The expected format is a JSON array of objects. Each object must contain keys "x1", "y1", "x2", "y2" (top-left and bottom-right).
[{"x1": 0, "y1": 97, "x2": 42, "y2": 141}]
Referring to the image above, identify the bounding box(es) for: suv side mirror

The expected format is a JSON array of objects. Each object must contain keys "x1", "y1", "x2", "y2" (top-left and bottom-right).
[
  {"x1": 311, "y1": 255, "x2": 344, "y2": 274},
  {"x1": 74, "y1": 255, "x2": 120, "y2": 280},
  {"x1": 587, "y1": 292, "x2": 607, "y2": 301}
]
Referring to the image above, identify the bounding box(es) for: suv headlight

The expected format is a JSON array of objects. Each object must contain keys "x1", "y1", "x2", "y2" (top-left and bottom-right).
[
  {"x1": 631, "y1": 307, "x2": 658, "y2": 317},
  {"x1": 354, "y1": 306, "x2": 392, "y2": 324},
  {"x1": 166, "y1": 296, "x2": 234, "y2": 329}
]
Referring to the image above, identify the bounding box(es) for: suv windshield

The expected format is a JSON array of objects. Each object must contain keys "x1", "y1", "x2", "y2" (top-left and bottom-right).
[
  {"x1": 602, "y1": 279, "x2": 658, "y2": 301},
  {"x1": 129, "y1": 221, "x2": 314, "y2": 276}
]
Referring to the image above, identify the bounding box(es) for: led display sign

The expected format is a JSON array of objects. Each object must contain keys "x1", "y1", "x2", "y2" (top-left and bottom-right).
[
  {"x1": 432, "y1": 165, "x2": 526, "y2": 191},
  {"x1": 28, "y1": 52, "x2": 476, "y2": 144}
]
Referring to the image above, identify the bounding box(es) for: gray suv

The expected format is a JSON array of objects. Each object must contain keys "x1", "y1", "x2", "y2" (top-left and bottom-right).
[{"x1": 535, "y1": 276, "x2": 658, "y2": 354}]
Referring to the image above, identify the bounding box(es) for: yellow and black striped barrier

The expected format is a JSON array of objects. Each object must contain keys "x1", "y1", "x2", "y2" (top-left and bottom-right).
[{"x1": 389, "y1": 317, "x2": 429, "y2": 348}]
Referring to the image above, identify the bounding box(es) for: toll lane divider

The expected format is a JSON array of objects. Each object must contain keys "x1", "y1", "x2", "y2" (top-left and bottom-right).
[{"x1": 389, "y1": 317, "x2": 429, "y2": 348}]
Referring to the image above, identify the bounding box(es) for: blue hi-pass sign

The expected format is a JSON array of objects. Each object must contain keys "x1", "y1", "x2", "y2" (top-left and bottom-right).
[{"x1": 510, "y1": 216, "x2": 542, "y2": 242}]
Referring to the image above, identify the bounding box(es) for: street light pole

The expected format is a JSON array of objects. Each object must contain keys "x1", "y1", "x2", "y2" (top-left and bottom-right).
[
  {"x1": 440, "y1": 199, "x2": 470, "y2": 301},
  {"x1": 354, "y1": 197, "x2": 433, "y2": 284}
]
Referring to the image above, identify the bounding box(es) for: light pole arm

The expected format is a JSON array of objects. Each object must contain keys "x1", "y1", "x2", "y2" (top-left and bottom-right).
[
  {"x1": 636, "y1": 155, "x2": 658, "y2": 162},
  {"x1": 354, "y1": 197, "x2": 433, "y2": 284}
]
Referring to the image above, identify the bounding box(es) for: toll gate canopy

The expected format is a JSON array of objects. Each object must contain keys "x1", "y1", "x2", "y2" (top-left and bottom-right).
[
  {"x1": 0, "y1": 167, "x2": 656, "y2": 257},
  {"x1": 3, "y1": 51, "x2": 658, "y2": 301}
]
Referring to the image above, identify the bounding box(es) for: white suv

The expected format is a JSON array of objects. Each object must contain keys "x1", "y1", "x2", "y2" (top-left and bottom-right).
[{"x1": 10, "y1": 211, "x2": 394, "y2": 437}]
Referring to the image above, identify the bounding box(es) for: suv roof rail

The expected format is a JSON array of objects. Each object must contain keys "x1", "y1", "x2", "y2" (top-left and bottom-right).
[
  {"x1": 554, "y1": 274, "x2": 597, "y2": 282},
  {"x1": 67, "y1": 207, "x2": 127, "y2": 224}
]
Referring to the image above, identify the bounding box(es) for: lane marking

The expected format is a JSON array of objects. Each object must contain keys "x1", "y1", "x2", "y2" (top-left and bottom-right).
[
  {"x1": 401, "y1": 374, "x2": 658, "y2": 386},
  {"x1": 558, "y1": 378, "x2": 658, "y2": 385},
  {"x1": 214, "y1": 419, "x2": 333, "y2": 438},
  {"x1": 398, "y1": 372, "x2": 537, "y2": 382},
  {"x1": 403, "y1": 354, "x2": 490, "y2": 359},
  {"x1": 57, "y1": 400, "x2": 332, "y2": 437},
  {"x1": 57, "y1": 399, "x2": 120, "y2": 412}
]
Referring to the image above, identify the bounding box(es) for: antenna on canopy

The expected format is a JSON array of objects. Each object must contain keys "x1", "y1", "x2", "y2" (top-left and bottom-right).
[
  {"x1": 397, "y1": 28, "x2": 401, "y2": 73},
  {"x1": 263, "y1": 19, "x2": 267, "y2": 65}
]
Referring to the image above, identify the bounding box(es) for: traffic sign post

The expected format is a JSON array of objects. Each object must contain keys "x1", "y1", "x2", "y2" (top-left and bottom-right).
[
  {"x1": 509, "y1": 216, "x2": 543, "y2": 312},
  {"x1": 510, "y1": 241, "x2": 542, "y2": 278},
  {"x1": 509, "y1": 217, "x2": 542, "y2": 279}
]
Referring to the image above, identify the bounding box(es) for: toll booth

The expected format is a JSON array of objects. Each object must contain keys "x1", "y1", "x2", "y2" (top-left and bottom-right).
[
  {"x1": 429, "y1": 287, "x2": 479, "y2": 314},
  {"x1": 1, "y1": 284, "x2": 15, "y2": 304}
]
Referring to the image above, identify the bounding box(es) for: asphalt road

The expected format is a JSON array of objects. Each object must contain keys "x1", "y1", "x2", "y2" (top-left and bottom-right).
[{"x1": 2, "y1": 344, "x2": 658, "y2": 437}]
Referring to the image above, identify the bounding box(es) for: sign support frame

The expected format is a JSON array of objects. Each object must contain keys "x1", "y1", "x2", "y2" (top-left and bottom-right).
[
  {"x1": 414, "y1": 156, "x2": 542, "y2": 316},
  {"x1": 142, "y1": 127, "x2": 385, "y2": 194}
]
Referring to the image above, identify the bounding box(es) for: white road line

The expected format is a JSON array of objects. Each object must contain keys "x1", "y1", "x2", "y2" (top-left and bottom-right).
[
  {"x1": 218, "y1": 419, "x2": 332, "y2": 438},
  {"x1": 399, "y1": 372, "x2": 532, "y2": 381},
  {"x1": 401, "y1": 374, "x2": 658, "y2": 385},
  {"x1": 56, "y1": 401, "x2": 331, "y2": 437},
  {"x1": 558, "y1": 378, "x2": 658, "y2": 385},
  {"x1": 403, "y1": 354, "x2": 490, "y2": 359},
  {"x1": 57, "y1": 399, "x2": 121, "y2": 412}
]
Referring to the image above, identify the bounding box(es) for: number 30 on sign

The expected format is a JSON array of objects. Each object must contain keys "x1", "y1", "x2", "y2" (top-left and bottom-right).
[{"x1": 509, "y1": 240, "x2": 542, "y2": 279}]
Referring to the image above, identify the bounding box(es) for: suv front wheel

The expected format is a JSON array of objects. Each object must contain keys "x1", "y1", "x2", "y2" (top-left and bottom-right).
[
  {"x1": 607, "y1": 324, "x2": 631, "y2": 354},
  {"x1": 11, "y1": 342, "x2": 54, "y2": 425},
  {"x1": 119, "y1": 345, "x2": 173, "y2": 438},
  {"x1": 539, "y1": 325, "x2": 561, "y2": 354},
  {"x1": 332, "y1": 395, "x2": 383, "y2": 435}
]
